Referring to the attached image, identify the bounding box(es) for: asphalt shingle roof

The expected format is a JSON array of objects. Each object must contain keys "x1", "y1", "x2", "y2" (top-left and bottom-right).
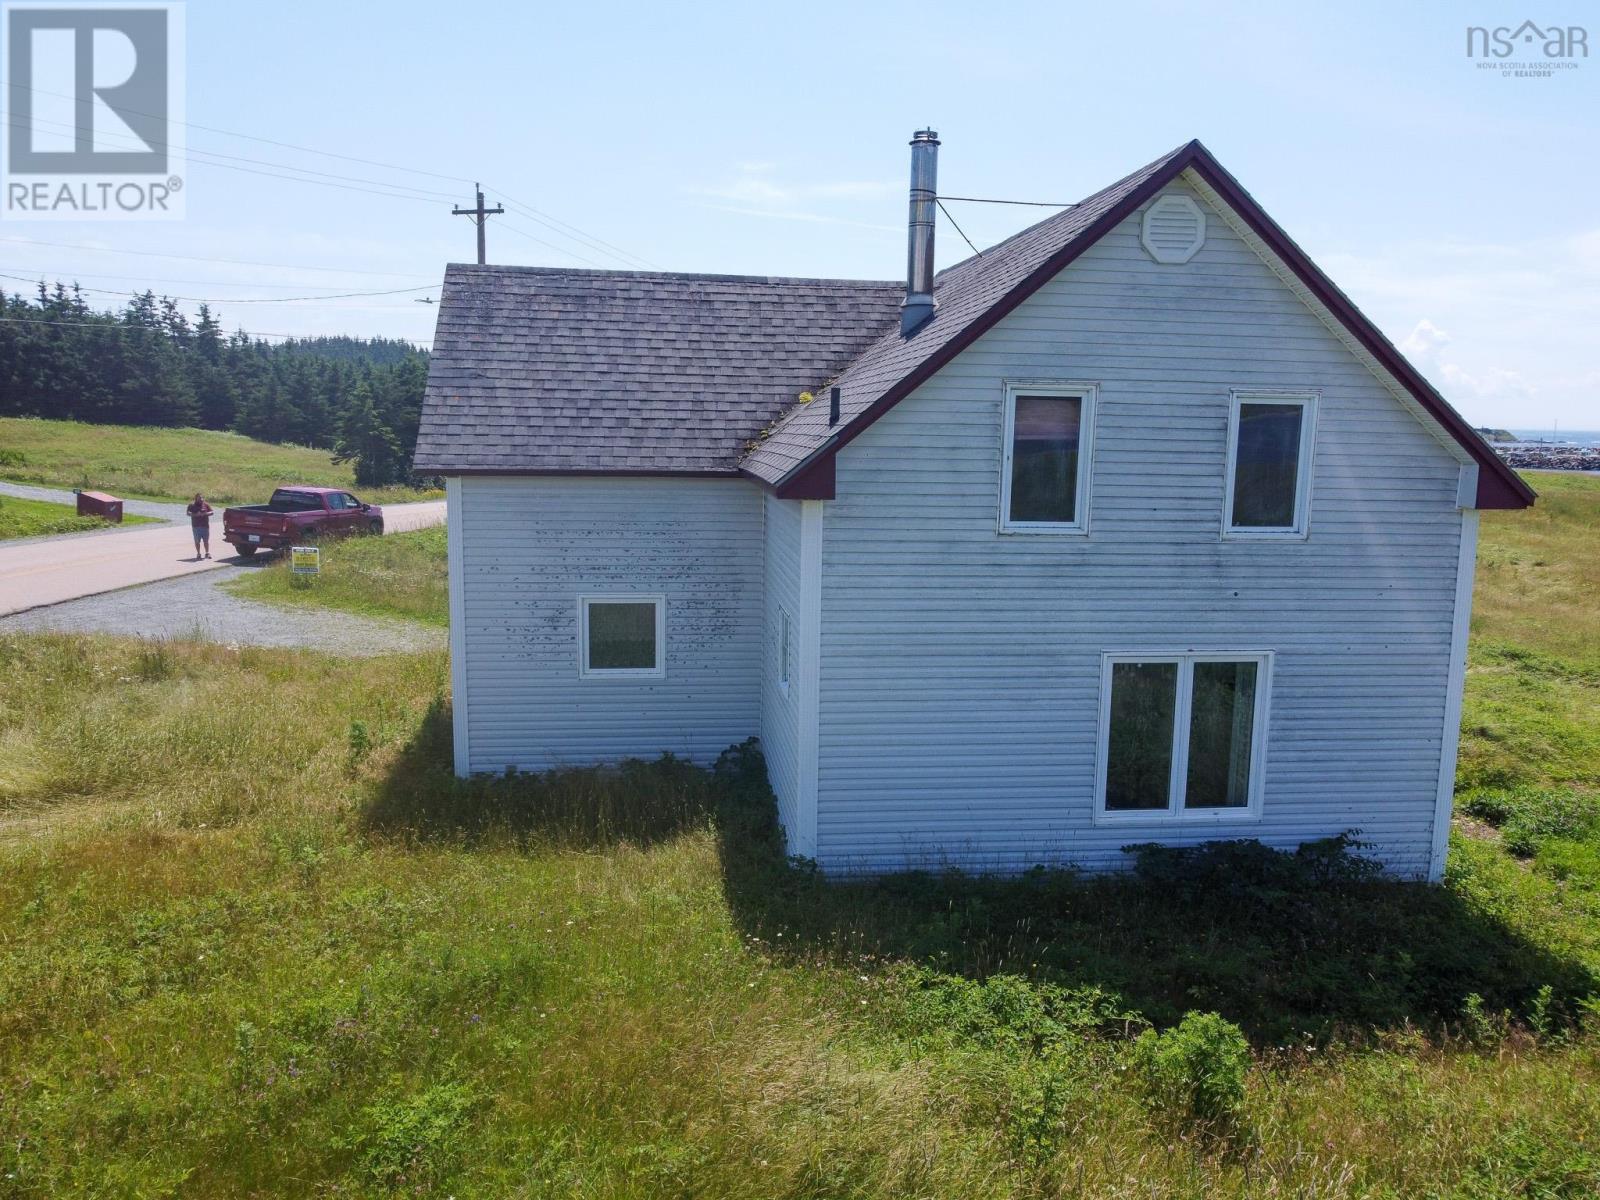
[
  {"x1": 739, "y1": 143, "x2": 1191, "y2": 486},
  {"x1": 412, "y1": 267, "x2": 903, "y2": 474},
  {"x1": 414, "y1": 140, "x2": 1531, "y2": 509}
]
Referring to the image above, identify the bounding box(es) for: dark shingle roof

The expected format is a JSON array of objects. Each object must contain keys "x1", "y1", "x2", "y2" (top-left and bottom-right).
[
  {"x1": 416, "y1": 140, "x2": 1531, "y2": 509},
  {"x1": 739, "y1": 143, "x2": 1191, "y2": 487},
  {"x1": 412, "y1": 266, "x2": 903, "y2": 474}
]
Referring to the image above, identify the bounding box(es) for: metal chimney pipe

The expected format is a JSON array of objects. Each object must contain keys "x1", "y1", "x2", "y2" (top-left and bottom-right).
[{"x1": 901, "y1": 128, "x2": 939, "y2": 335}]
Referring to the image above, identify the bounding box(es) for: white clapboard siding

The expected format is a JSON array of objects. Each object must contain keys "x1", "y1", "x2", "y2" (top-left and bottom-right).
[
  {"x1": 760, "y1": 493, "x2": 804, "y2": 838},
  {"x1": 815, "y1": 181, "x2": 1465, "y2": 878},
  {"x1": 454, "y1": 475, "x2": 763, "y2": 772}
]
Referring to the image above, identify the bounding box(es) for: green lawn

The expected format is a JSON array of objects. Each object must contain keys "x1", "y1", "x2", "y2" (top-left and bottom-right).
[
  {"x1": 0, "y1": 416, "x2": 440, "y2": 506},
  {"x1": 223, "y1": 526, "x2": 448, "y2": 626},
  {"x1": 0, "y1": 493, "x2": 159, "y2": 540},
  {"x1": 0, "y1": 473, "x2": 1598, "y2": 1197}
]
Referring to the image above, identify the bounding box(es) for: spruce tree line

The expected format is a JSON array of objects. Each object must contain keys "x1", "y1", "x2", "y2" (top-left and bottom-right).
[{"x1": 0, "y1": 282, "x2": 431, "y2": 487}]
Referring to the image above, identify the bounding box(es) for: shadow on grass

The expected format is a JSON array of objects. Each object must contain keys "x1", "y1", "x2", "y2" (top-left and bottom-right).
[
  {"x1": 361, "y1": 696, "x2": 716, "y2": 851},
  {"x1": 366, "y1": 718, "x2": 1597, "y2": 1043},
  {"x1": 707, "y1": 742, "x2": 1599, "y2": 1044}
]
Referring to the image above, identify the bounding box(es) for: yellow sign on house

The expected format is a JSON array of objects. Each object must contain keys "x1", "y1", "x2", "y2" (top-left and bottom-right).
[{"x1": 289, "y1": 545, "x2": 320, "y2": 576}]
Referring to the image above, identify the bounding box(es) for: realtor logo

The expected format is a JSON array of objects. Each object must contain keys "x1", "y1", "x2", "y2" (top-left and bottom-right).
[
  {"x1": 1, "y1": 1, "x2": 185, "y2": 218},
  {"x1": 1466, "y1": 20, "x2": 1588, "y2": 78}
]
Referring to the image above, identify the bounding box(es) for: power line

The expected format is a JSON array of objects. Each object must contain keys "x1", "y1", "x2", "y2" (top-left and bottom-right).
[
  {"x1": 5, "y1": 79, "x2": 659, "y2": 269},
  {"x1": 3, "y1": 117, "x2": 449, "y2": 208},
  {"x1": 492, "y1": 219, "x2": 613, "y2": 270},
  {"x1": 490, "y1": 192, "x2": 660, "y2": 270},
  {"x1": 0, "y1": 235, "x2": 435, "y2": 279},
  {"x1": 0, "y1": 314, "x2": 301, "y2": 341},
  {"x1": 3, "y1": 78, "x2": 472, "y2": 187},
  {"x1": 936, "y1": 198, "x2": 982, "y2": 258},
  {"x1": 938, "y1": 194, "x2": 1078, "y2": 208},
  {"x1": 0, "y1": 270, "x2": 438, "y2": 305},
  {"x1": 0, "y1": 314, "x2": 431, "y2": 347},
  {"x1": 0, "y1": 265, "x2": 426, "y2": 290},
  {"x1": 5, "y1": 112, "x2": 461, "y2": 201}
]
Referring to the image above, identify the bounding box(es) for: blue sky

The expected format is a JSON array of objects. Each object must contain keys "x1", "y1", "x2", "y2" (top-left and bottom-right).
[{"x1": 3, "y1": 0, "x2": 1596, "y2": 427}]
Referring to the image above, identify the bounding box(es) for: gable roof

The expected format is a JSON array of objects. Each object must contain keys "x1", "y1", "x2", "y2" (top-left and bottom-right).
[
  {"x1": 413, "y1": 266, "x2": 903, "y2": 475},
  {"x1": 740, "y1": 139, "x2": 1533, "y2": 510}
]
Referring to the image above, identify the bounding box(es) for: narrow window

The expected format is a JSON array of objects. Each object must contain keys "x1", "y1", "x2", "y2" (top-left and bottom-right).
[
  {"x1": 578, "y1": 595, "x2": 665, "y2": 678},
  {"x1": 1104, "y1": 660, "x2": 1179, "y2": 811},
  {"x1": 1184, "y1": 660, "x2": 1258, "y2": 809},
  {"x1": 1000, "y1": 383, "x2": 1095, "y2": 532},
  {"x1": 1225, "y1": 393, "x2": 1314, "y2": 535},
  {"x1": 1097, "y1": 652, "x2": 1271, "y2": 821},
  {"x1": 778, "y1": 607, "x2": 795, "y2": 693}
]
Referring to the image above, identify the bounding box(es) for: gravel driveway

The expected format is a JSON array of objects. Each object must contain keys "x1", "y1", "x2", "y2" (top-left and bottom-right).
[{"x1": 1, "y1": 564, "x2": 445, "y2": 656}]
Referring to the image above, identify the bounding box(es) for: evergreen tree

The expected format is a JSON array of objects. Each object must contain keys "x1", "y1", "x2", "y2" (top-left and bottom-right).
[
  {"x1": 0, "y1": 279, "x2": 430, "y2": 472},
  {"x1": 333, "y1": 382, "x2": 405, "y2": 486}
]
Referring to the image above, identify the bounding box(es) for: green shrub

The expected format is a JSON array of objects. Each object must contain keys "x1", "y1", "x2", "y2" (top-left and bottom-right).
[
  {"x1": 898, "y1": 969, "x2": 1141, "y2": 1052},
  {"x1": 1128, "y1": 1011, "x2": 1251, "y2": 1126},
  {"x1": 349, "y1": 1081, "x2": 478, "y2": 1190},
  {"x1": 1461, "y1": 787, "x2": 1600, "y2": 857}
]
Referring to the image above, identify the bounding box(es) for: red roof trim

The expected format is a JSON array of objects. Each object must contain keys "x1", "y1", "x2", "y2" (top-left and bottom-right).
[
  {"x1": 782, "y1": 140, "x2": 1533, "y2": 510},
  {"x1": 1182, "y1": 150, "x2": 1532, "y2": 509}
]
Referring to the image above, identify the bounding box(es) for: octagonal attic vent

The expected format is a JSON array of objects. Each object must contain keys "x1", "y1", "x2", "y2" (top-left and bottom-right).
[{"x1": 1140, "y1": 194, "x2": 1206, "y2": 264}]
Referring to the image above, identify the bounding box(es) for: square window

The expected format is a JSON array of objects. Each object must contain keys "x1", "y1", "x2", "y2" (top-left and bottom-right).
[
  {"x1": 1225, "y1": 393, "x2": 1315, "y2": 536},
  {"x1": 579, "y1": 596, "x2": 665, "y2": 678},
  {"x1": 1000, "y1": 383, "x2": 1095, "y2": 532},
  {"x1": 1096, "y1": 652, "x2": 1271, "y2": 821}
]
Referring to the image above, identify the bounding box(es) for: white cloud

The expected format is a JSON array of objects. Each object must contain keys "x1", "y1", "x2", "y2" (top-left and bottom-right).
[
  {"x1": 1318, "y1": 231, "x2": 1600, "y2": 428},
  {"x1": 689, "y1": 164, "x2": 899, "y2": 232}
]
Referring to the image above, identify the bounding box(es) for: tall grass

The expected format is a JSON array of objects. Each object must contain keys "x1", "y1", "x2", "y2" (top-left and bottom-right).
[
  {"x1": 2, "y1": 631, "x2": 1600, "y2": 1196},
  {"x1": 223, "y1": 525, "x2": 449, "y2": 625},
  {"x1": 0, "y1": 416, "x2": 439, "y2": 505}
]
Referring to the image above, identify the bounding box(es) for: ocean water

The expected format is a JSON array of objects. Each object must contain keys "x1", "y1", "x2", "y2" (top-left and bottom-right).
[{"x1": 1507, "y1": 428, "x2": 1600, "y2": 446}]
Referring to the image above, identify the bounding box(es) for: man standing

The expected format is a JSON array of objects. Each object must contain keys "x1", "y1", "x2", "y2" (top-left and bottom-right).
[{"x1": 186, "y1": 493, "x2": 213, "y2": 560}]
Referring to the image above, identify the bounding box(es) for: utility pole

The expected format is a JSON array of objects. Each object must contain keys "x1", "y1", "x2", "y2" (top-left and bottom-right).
[{"x1": 453, "y1": 183, "x2": 504, "y2": 265}]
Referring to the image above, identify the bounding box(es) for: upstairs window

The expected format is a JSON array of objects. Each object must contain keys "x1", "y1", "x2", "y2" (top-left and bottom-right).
[
  {"x1": 999, "y1": 383, "x2": 1096, "y2": 533},
  {"x1": 1096, "y1": 652, "x2": 1271, "y2": 822},
  {"x1": 578, "y1": 595, "x2": 665, "y2": 679},
  {"x1": 1225, "y1": 393, "x2": 1315, "y2": 537}
]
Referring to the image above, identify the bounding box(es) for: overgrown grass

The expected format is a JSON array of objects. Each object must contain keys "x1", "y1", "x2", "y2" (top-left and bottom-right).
[
  {"x1": 0, "y1": 493, "x2": 158, "y2": 540},
  {"x1": 3, "y1": 633, "x2": 1600, "y2": 1197},
  {"x1": 1459, "y1": 472, "x2": 1600, "y2": 904},
  {"x1": 1, "y1": 474, "x2": 1597, "y2": 1196},
  {"x1": 222, "y1": 525, "x2": 448, "y2": 625},
  {"x1": 0, "y1": 416, "x2": 440, "y2": 505}
]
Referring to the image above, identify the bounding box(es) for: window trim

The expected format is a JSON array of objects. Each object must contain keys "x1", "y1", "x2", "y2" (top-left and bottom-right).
[
  {"x1": 577, "y1": 593, "x2": 666, "y2": 680},
  {"x1": 1093, "y1": 650, "x2": 1273, "y2": 825},
  {"x1": 777, "y1": 605, "x2": 795, "y2": 697},
  {"x1": 1222, "y1": 390, "x2": 1317, "y2": 540},
  {"x1": 998, "y1": 381, "x2": 1097, "y2": 535}
]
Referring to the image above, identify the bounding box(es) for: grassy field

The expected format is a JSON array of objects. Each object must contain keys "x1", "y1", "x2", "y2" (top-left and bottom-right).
[
  {"x1": 223, "y1": 526, "x2": 448, "y2": 625},
  {"x1": 0, "y1": 417, "x2": 440, "y2": 506},
  {"x1": 0, "y1": 474, "x2": 1597, "y2": 1197},
  {"x1": 0, "y1": 493, "x2": 159, "y2": 540}
]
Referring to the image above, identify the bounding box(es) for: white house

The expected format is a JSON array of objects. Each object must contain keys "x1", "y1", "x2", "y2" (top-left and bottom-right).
[{"x1": 414, "y1": 135, "x2": 1533, "y2": 881}]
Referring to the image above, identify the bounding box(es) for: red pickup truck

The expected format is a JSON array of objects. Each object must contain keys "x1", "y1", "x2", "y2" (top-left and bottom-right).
[{"x1": 222, "y1": 487, "x2": 384, "y2": 558}]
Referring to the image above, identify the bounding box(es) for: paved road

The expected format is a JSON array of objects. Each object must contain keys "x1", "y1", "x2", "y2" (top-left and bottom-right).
[
  {"x1": 0, "y1": 493, "x2": 445, "y2": 617},
  {"x1": 0, "y1": 480, "x2": 189, "y2": 521}
]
